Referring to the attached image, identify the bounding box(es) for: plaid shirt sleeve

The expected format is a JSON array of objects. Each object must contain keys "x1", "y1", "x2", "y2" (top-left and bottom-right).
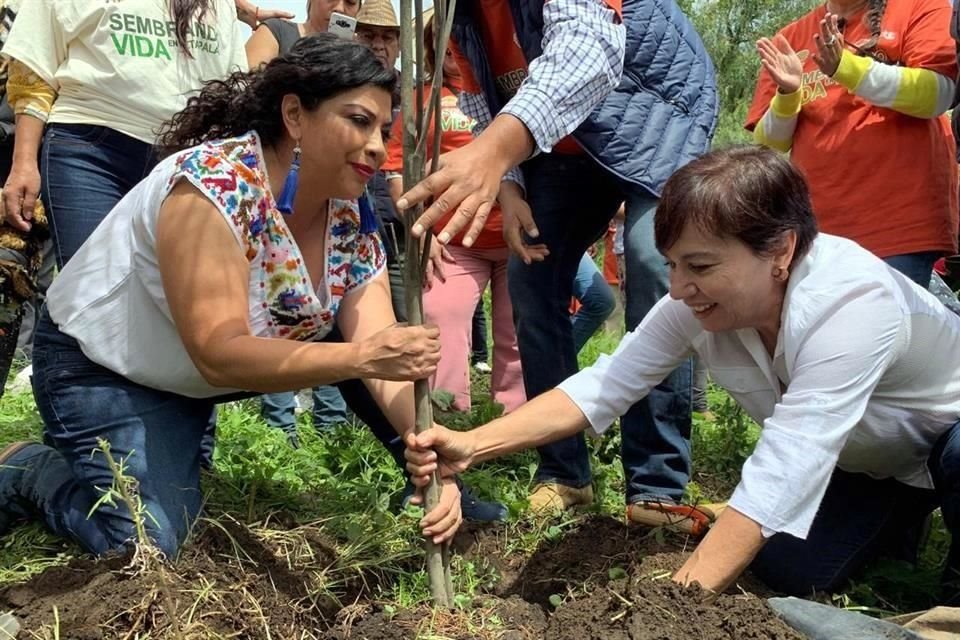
[
  {"x1": 502, "y1": 0, "x2": 625, "y2": 154},
  {"x1": 459, "y1": 89, "x2": 526, "y2": 189}
]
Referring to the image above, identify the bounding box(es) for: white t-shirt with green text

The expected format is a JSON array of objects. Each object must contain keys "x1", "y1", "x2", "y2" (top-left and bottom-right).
[{"x1": 3, "y1": 0, "x2": 247, "y2": 143}]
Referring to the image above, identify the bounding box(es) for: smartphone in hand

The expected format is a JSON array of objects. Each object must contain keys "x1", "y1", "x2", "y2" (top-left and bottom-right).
[{"x1": 328, "y1": 12, "x2": 357, "y2": 40}]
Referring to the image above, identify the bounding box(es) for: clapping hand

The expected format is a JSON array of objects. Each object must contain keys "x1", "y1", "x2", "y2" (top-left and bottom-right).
[
  {"x1": 813, "y1": 13, "x2": 844, "y2": 77},
  {"x1": 756, "y1": 34, "x2": 804, "y2": 95}
]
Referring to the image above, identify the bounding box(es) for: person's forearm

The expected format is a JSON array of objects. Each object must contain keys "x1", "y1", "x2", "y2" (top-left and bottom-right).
[
  {"x1": 7, "y1": 58, "x2": 55, "y2": 167},
  {"x1": 459, "y1": 91, "x2": 527, "y2": 190},
  {"x1": 235, "y1": 0, "x2": 258, "y2": 26},
  {"x1": 196, "y1": 334, "x2": 365, "y2": 392},
  {"x1": 470, "y1": 389, "x2": 589, "y2": 462},
  {"x1": 12, "y1": 115, "x2": 45, "y2": 167},
  {"x1": 674, "y1": 507, "x2": 766, "y2": 593},
  {"x1": 832, "y1": 50, "x2": 955, "y2": 118},
  {"x1": 475, "y1": 114, "x2": 535, "y2": 180},
  {"x1": 752, "y1": 91, "x2": 800, "y2": 152},
  {"x1": 364, "y1": 378, "x2": 416, "y2": 436}
]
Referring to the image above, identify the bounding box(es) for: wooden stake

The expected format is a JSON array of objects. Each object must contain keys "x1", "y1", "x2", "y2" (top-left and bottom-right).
[{"x1": 398, "y1": 0, "x2": 455, "y2": 607}]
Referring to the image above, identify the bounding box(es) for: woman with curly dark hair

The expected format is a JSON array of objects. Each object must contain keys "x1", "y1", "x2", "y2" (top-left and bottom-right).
[{"x1": 0, "y1": 35, "x2": 461, "y2": 559}]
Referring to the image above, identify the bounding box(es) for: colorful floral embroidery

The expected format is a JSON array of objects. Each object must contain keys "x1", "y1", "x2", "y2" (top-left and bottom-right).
[{"x1": 167, "y1": 133, "x2": 386, "y2": 342}]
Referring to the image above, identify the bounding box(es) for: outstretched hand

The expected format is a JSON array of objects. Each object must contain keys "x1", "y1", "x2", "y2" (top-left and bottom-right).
[
  {"x1": 397, "y1": 115, "x2": 538, "y2": 249},
  {"x1": 398, "y1": 143, "x2": 507, "y2": 248}
]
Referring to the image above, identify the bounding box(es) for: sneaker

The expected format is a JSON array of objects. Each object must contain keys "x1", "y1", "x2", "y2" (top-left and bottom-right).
[
  {"x1": 626, "y1": 500, "x2": 725, "y2": 538},
  {"x1": 472, "y1": 362, "x2": 492, "y2": 374},
  {"x1": 8, "y1": 365, "x2": 32, "y2": 395},
  {"x1": 294, "y1": 390, "x2": 307, "y2": 416},
  {"x1": 528, "y1": 482, "x2": 594, "y2": 515},
  {"x1": 0, "y1": 442, "x2": 45, "y2": 535}
]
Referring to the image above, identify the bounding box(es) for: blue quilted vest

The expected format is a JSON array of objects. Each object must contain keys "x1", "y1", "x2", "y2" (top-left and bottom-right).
[{"x1": 451, "y1": 0, "x2": 719, "y2": 196}]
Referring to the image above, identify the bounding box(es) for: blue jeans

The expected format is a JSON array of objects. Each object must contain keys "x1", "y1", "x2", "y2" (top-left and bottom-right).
[
  {"x1": 261, "y1": 385, "x2": 348, "y2": 435},
  {"x1": 261, "y1": 328, "x2": 405, "y2": 460},
  {"x1": 883, "y1": 251, "x2": 941, "y2": 287},
  {"x1": 26, "y1": 312, "x2": 407, "y2": 558},
  {"x1": 509, "y1": 154, "x2": 692, "y2": 500},
  {"x1": 29, "y1": 310, "x2": 217, "y2": 558},
  {"x1": 751, "y1": 420, "x2": 960, "y2": 595},
  {"x1": 571, "y1": 253, "x2": 615, "y2": 354},
  {"x1": 40, "y1": 124, "x2": 158, "y2": 267},
  {"x1": 691, "y1": 356, "x2": 709, "y2": 413}
]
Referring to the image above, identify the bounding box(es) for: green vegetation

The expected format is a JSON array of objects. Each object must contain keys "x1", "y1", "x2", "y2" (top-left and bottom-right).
[{"x1": 0, "y1": 314, "x2": 948, "y2": 625}]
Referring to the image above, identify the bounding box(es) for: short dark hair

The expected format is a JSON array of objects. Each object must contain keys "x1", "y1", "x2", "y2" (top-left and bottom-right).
[
  {"x1": 654, "y1": 145, "x2": 818, "y2": 266},
  {"x1": 157, "y1": 33, "x2": 396, "y2": 155}
]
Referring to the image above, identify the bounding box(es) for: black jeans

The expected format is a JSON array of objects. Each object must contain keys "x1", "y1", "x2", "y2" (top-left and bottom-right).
[
  {"x1": 751, "y1": 421, "x2": 960, "y2": 595},
  {"x1": 509, "y1": 154, "x2": 692, "y2": 501}
]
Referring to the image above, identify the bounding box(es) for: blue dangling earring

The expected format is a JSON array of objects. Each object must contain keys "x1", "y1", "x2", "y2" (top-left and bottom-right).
[
  {"x1": 357, "y1": 189, "x2": 379, "y2": 234},
  {"x1": 275, "y1": 142, "x2": 301, "y2": 215}
]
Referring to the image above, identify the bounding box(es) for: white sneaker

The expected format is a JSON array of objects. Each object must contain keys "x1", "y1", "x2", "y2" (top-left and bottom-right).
[
  {"x1": 473, "y1": 362, "x2": 492, "y2": 374},
  {"x1": 294, "y1": 390, "x2": 309, "y2": 416},
  {"x1": 8, "y1": 365, "x2": 32, "y2": 394}
]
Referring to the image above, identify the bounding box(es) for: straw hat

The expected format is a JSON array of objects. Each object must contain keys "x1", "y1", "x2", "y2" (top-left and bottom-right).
[
  {"x1": 356, "y1": 0, "x2": 399, "y2": 28},
  {"x1": 420, "y1": 6, "x2": 435, "y2": 27}
]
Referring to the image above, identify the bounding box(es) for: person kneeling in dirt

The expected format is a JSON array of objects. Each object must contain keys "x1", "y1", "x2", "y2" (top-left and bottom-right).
[
  {"x1": 0, "y1": 35, "x2": 461, "y2": 560},
  {"x1": 409, "y1": 145, "x2": 960, "y2": 599}
]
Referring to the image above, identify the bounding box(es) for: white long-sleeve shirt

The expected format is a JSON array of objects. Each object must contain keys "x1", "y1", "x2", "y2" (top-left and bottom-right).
[{"x1": 558, "y1": 233, "x2": 960, "y2": 539}]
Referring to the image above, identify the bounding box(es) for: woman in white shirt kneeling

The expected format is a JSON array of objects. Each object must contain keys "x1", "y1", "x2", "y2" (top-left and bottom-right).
[
  {"x1": 0, "y1": 35, "x2": 459, "y2": 560},
  {"x1": 405, "y1": 145, "x2": 960, "y2": 598}
]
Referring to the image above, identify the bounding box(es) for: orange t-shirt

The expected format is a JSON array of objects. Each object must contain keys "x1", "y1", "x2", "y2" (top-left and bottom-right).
[
  {"x1": 745, "y1": 0, "x2": 958, "y2": 258},
  {"x1": 603, "y1": 225, "x2": 618, "y2": 285},
  {"x1": 383, "y1": 86, "x2": 505, "y2": 249},
  {"x1": 453, "y1": 0, "x2": 601, "y2": 155}
]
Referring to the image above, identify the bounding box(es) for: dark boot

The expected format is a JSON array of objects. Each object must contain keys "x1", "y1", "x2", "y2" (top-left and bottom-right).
[{"x1": 0, "y1": 442, "x2": 50, "y2": 535}]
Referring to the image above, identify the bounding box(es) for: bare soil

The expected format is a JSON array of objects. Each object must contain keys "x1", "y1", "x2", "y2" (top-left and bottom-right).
[{"x1": 0, "y1": 516, "x2": 805, "y2": 639}]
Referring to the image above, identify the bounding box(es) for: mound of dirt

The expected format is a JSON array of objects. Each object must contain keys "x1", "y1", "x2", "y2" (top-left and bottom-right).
[
  {"x1": 0, "y1": 519, "x2": 345, "y2": 639},
  {"x1": 543, "y1": 577, "x2": 802, "y2": 640},
  {"x1": 0, "y1": 516, "x2": 804, "y2": 639},
  {"x1": 326, "y1": 596, "x2": 548, "y2": 640},
  {"x1": 329, "y1": 516, "x2": 803, "y2": 640}
]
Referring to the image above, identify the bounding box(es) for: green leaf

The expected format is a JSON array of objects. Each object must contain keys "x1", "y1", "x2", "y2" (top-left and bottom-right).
[
  {"x1": 431, "y1": 389, "x2": 455, "y2": 411},
  {"x1": 548, "y1": 594, "x2": 563, "y2": 608},
  {"x1": 608, "y1": 566, "x2": 627, "y2": 580}
]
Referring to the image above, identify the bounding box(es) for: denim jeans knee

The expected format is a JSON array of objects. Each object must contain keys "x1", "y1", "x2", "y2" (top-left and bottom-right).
[{"x1": 30, "y1": 309, "x2": 213, "y2": 557}]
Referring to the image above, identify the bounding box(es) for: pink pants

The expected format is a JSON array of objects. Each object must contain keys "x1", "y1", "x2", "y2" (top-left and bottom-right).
[{"x1": 423, "y1": 245, "x2": 525, "y2": 413}]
